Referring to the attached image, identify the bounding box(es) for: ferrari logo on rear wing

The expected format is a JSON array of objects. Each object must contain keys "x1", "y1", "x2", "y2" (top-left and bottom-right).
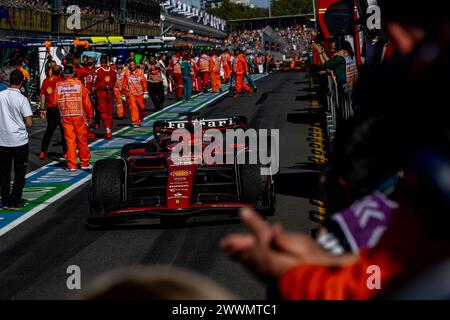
[{"x1": 153, "y1": 116, "x2": 247, "y2": 133}]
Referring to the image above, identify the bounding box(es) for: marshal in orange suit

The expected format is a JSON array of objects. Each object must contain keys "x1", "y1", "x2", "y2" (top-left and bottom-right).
[{"x1": 56, "y1": 66, "x2": 94, "y2": 171}]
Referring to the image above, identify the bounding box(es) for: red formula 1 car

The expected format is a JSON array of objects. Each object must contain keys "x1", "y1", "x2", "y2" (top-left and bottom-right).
[{"x1": 88, "y1": 112, "x2": 276, "y2": 225}]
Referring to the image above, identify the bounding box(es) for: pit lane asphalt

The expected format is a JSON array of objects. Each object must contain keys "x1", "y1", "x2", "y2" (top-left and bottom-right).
[{"x1": 0, "y1": 72, "x2": 322, "y2": 299}]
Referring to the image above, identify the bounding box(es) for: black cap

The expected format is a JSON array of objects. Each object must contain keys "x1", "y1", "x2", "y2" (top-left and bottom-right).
[
  {"x1": 115, "y1": 58, "x2": 124, "y2": 65},
  {"x1": 64, "y1": 66, "x2": 74, "y2": 75}
]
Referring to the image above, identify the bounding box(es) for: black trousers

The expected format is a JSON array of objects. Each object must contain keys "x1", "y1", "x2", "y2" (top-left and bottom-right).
[
  {"x1": 148, "y1": 82, "x2": 165, "y2": 110},
  {"x1": 41, "y1": 107, "x2": 67, "y2": 154},
  {"x1": 0, "y1": 144, "x2": 29, "y2": 205}
]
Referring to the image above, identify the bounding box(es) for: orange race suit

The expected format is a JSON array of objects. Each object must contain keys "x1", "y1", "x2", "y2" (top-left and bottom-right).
[
  {"x1": 114, "y1": 70, "x2": 128, "y2": 118},
  {"x1": 210, "y1": 54, "x2": 223, "y2": 93},
  {"x1": 233, "y1": 54, "x2": 251, "y2": 94},
  {"x1": 169, "y1": 55, "x2": 183, "y2": 99},
  {"x1": 221, "y1": 52, "x2": 232, "y2": 82},
  {"x1": 122, "y1": 68, "x2": 147, "y2": 125},
  {"x1": 93, "y1": 64, "x2": 117, "y2": 130},
  {"x1": 56, "y1": 78, "x2": 93, "y2": 169},
  {"x1": 197, "y1": 54, "x2": 211, "y2": 91}
]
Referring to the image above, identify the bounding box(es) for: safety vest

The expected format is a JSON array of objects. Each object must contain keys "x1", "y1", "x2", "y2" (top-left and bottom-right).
[
  {"x1": 171, "y1": 56, "x2": 182, "y2": 74},
  {"x1": 232, "y1": 55, "x2": 247, "y2": 74},
  {"x1": 124, "y1": 69, "x2": 145, "y2": 96},
  {"x1": 211, "y1": 55, "x2": 221, "y2": 73},
  {"x1": 148, "y1": 62, "x2": 163, "y2": 83},
  {"x1": 56, "y1": 78, "x2": 84, "y2": 117},
  {"x1": 198, "y1": 55, "x2": 210, "y2": 72}
]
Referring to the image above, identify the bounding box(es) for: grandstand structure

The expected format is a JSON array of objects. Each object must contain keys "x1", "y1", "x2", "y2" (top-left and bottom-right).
[
  {"x1": 229, "y1": 13, "x2": 314, "y2": 31},
  {"x1": 0, "y1": 0, "x2": 161, "y2": 38},
  {"x1": 161, "y1": 0, "x2": 227, "y2": 45}
]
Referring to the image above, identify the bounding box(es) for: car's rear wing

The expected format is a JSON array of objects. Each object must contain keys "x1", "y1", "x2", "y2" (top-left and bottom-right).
[{"x1": 153, "y1": 115, "x2": 248, "y2": 134}]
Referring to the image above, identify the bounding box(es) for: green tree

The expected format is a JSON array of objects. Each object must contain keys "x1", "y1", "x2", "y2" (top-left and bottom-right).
[
  {"x1": 208, "y1": 0, "x2": 268, "y2": 21},
  {"x1": 272, "y1": 0, "x2": 313, "y2": 16}
]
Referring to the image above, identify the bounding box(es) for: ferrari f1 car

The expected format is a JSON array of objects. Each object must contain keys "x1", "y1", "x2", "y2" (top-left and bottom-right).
[{"x1": 88, "y1": 112, "x2": 276, "y2": 225}]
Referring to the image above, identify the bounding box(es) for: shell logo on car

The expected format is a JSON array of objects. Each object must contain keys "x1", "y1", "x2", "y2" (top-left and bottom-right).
[{"x1": 170, "y1": 170, "x2": 191, "y2": 177}]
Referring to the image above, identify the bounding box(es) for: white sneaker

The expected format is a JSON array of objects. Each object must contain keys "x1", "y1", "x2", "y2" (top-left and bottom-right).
[
  {"x1": 81, "y1": 164, "x2": 93, "y2": 170},
  {"x1": 66, "y1": 168, "x2": 78, "y2": 172}
]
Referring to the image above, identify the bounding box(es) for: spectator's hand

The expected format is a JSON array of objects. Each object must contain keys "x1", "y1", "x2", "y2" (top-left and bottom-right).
[
  {"x1": 40, "y1": 110, "x2": 46, "y2": 120},
  {"x1": 221, "y1": 209, "x2": 342, "y2": 283},
  {"x1": 220, "y1": 209, "x2": 302, "y2": 282}
]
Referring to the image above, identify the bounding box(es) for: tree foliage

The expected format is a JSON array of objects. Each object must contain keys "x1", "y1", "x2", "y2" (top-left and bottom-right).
[
  {"x1": 208, "y1": 0, "x2": 313, "y2": 21},
  {"x1": 208, "y1": 0, "x2": 268, "y2": 21},
  {"x1": 272, "y1": 0, "x2": 313, "y2": 16}
]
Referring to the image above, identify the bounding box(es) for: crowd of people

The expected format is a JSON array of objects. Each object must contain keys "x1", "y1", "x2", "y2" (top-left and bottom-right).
[
  {"x1": 3, "y1": 0, "x2": 449, "y2": 301},
  {"x1": 166, "y1": 31, "x2": 224, "y2": 45},
  {"x1": 277, "y1": 24, "x2": 311, "y2": 56},
  {"x1": 0, "y1": 46, "x2": 273, "y2": 210},
  {"x1": 225, "y1": 29, "x2": 264, "y2": 52},
  {"x1": 0, "y1": 0, "x2": 51, "y2": 11}
]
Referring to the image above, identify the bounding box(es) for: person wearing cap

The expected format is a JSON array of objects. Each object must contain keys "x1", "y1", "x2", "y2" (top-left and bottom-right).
[
  {"x1": 114, "y1": 59, "x2": 128, "y2": 120},
  {"x1": 232, "y1": 48, "x2": 251, "y2": 98},
  {"x1": 197, "y1": 50, "x2": 211, "y2": 93},
  {"x1": 146, "y1": 55, "x2": 165, "y2": 111},
  {"x1": 93, "y1": 55, "x2": 117, "y2": 139},
  {"x1": 210, "y1": 50, "x2": 223, "y2": 94},
  {"x1": 56, "y1": 66, "x2": 94, "y2": 171},
  {"x1": 122, "y1": 60, "x2": 147, "y2": 127},
  {"x1": 39, "y1": 65, "x2": 67, "y2": 160}
]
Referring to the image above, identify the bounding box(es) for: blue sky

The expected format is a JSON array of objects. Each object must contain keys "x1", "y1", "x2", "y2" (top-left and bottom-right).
[{"x1": 183, "y1": 0, "x2": 270, "y2": 8}]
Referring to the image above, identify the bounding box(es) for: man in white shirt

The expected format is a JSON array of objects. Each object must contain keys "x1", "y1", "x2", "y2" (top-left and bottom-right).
[{"x1": 0, "y1": 70, "x2": 33, "y2": 210}]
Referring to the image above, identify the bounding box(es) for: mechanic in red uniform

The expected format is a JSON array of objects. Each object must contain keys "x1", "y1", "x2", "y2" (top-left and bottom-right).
[
  {"x1": 169, "y1": 51, "x2": 183, "y2": 100},
  {"x1": 93, "y1": 55, "x2": 117, "y2": 139},
  {"x1": 39, "y1": 65, "x2": 67, "y2": 159},
  {"x1": 197, "y1": 50, "x2": 211, "y2": 93}
]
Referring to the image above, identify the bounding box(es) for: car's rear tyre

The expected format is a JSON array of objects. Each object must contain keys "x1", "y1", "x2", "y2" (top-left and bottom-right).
[{"x1": 90, "y1": 159, "x2": 125, "y2": 215}]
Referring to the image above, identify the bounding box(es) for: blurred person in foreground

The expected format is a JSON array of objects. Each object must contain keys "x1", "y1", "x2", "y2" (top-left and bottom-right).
[
  {"x1": 222, "y1": 0, "x2": 450, "y2": 299},
  {"x1": 78, "y1": 266, "x2": 236, "y2": 300},
  {"x1": 0, "y1": 70, "x2": 33, "y2": 210}
]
